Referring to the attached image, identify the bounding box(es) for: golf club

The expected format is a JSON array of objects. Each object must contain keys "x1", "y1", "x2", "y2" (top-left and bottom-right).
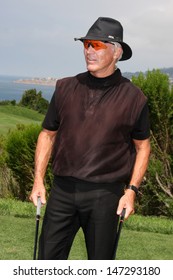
[
  {"x1": 112, "y1": 208, "x2": 126, "y2": 260},
  {"x1": 33, "y1": 196, "x2": 42, "y2": 260}
]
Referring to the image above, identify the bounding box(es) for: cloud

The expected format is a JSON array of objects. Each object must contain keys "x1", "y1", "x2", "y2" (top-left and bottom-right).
[{"x1": 0, "y1": 0, "x2": 173, "y2": 76}]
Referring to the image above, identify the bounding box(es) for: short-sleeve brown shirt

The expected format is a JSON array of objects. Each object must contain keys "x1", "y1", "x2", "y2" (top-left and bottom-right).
[{"x1": 43, "y1": 69, "x2": 150, "y2": 183}]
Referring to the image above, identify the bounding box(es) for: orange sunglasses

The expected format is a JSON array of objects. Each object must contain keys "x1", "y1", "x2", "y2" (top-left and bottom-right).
[{"x1": 83, "y1": 40, "x2": 113, "y2": 50}]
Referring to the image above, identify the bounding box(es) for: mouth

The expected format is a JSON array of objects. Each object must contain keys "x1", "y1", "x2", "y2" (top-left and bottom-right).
[{"x1": 86, "y1": 56, "x2": 97, "y2": 63}]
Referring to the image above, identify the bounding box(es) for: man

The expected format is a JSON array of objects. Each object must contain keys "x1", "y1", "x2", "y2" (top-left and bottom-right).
[{"x1": 30, "y1": 17, "x2": 150, "y2": 260}]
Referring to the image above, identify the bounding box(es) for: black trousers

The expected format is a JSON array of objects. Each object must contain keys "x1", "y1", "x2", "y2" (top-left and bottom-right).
[{"x1": 38, "y1": 176, "x2": 124, "y2": 260}]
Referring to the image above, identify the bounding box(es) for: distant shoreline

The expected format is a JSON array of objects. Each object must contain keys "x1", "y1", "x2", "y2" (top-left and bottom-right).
[{"x1": 14, "y1": 78, "x2": 57, "y2": 87}]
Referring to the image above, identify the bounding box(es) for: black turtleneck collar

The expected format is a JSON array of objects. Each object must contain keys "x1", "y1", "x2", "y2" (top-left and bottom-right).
[
  {"x1": 87, "y1": 68, "x2": 122, "y2": 88},
  {"x1": 76, "y1": 68, "x2": 123, "y2": 89}
]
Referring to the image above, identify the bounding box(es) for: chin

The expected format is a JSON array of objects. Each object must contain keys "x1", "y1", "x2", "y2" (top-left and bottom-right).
[{"x1": 87, "y1": 64, "x2": 98, "y2": 72}]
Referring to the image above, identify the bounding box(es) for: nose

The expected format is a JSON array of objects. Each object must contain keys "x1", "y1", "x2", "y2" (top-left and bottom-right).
[
  {"x1": 88, "y1": 42, "x2": 93, "y2": 48},
  {"x1": 86, "y1": 44, "x2": 95, "y2": 53}
]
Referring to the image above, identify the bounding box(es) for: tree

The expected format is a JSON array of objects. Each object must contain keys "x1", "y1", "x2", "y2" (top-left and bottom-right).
[
  {"x1": 19, "y1": 89, "x2": 49, "y2": 114},
  {"x1": 132, "y1": 69, "x2": 173, "y2": 216}
]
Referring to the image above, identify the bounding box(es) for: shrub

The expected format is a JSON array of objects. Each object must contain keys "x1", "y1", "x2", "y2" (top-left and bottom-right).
[
  {"x1": 132, "y1": 69, "x2": 173, "y2": 217},
  {"x1": 0, "y1": 100, "x2": 16, "y2": 105},
  {"x1": 0, "y1": 134, "x2": 19, "y2": 198},
  {"x1": 5, "y1": 124, "x2": 53, "y2": 201}
]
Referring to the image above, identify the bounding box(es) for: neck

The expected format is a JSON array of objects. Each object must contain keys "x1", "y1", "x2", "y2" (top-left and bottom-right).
[
  {"x1": 90, "y1": 66, "x2": 117, "y2": 78},
  {"x1": 87, "y1": 68, "x2": 122, "y2": 89}
]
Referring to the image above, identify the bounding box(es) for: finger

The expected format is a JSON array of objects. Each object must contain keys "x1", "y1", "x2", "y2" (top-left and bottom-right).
[
  {"x1": 117, "y1": 208, "x2": 123, "y2": 216},
  {"x1": 33, "y1": 196, "x2": 39, "y2": 207},
  {"x1": 29, "y1": 193, "x2": 40, "y2": 206},
  {"x1": 40, "y1": 193, "x2": 46, "y2": 205},
  {"x1": 124, "y1": 208, "x2": 135, "y2": 219},
  {"x1": 116, "y1": 201, "x2": 125, "y2": 215}
]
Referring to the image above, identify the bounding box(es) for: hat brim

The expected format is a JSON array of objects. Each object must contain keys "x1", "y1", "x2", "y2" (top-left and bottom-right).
[{"x1": 74, "y1": 36, "x2": 132, "y2": 61}]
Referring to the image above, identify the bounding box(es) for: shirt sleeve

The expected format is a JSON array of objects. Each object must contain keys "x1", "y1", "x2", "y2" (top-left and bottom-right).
[
  {"x1": 42, "y1": 92, "x2": 60, "y2": 131},
  {"x1": 131, "y1": 102, "x2": 150, "y2": 140}
]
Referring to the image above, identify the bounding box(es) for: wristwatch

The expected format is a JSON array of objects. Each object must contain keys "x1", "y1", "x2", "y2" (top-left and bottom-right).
[{"x1": 125, "y1": 185, "x2": 138, "y2": 195}]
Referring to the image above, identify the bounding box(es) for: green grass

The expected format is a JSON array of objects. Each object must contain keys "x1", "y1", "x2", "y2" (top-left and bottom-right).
[
  {"x1": 0, "y1": 105, "x2": 44, "y2": 134},
  {"x1": 0, "y1": 198, "x2": 36, "y2": 218},
  {"x1": 124, "y1": 214, "x2": 173, "y2": 235},
  {"x1": 0, "y1": 198, "x2": 173, "y2": 260},
  {"x1": 115, "y1": 230, "x2": 173, "y2": 260}
]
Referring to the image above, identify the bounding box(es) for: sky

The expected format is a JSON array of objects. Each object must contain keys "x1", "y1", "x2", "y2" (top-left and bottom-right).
[{"x1": 0, "y1": 0, "x2": 173, "y2": 78}]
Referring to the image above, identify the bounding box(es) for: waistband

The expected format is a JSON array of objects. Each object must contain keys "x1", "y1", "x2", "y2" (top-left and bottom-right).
[{"x1": 53, "y1": 175, "x2": 125, "y2": 196}]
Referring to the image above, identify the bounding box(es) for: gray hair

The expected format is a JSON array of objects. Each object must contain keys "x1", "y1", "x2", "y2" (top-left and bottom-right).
[{"x1": 112, "y1": 42, "x2": 123, "y2": 61}]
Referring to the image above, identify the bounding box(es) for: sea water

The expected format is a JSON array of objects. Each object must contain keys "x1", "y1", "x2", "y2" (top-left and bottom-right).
[{"x1": 0, "y1": 75, "x2": 55, "y2": 102}]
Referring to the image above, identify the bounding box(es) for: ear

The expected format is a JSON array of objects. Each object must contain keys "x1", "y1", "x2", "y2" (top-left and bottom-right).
[{"x1": 113, "y1": 47, "x2": 123, "y2": 61}]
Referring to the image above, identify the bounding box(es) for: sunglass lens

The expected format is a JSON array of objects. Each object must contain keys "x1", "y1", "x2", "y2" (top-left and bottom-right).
[{"x1": 84, "y1": 40, "x2": 107, "y2": 50}]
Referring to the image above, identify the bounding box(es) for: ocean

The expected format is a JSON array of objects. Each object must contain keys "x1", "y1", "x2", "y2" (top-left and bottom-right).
[{"x1": 0, "y1": 75, "x2": 55, "y2": 102}]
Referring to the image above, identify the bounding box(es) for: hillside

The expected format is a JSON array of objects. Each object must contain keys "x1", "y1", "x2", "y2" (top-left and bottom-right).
[
  {"x1": 123, "y1": 67, "x2": 173, "y2": 83},
  {"x1": 0, "y1": 105, "x2": 44, "y2": 134}
]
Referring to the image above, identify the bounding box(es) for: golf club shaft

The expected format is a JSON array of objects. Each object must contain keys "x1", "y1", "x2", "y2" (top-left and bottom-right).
[
  {"x1": 33, "y1": 197, "x2": 42, "y2": 260},
  {"x1": 112, "y1": 208, "x2": 126, "y2": 259},
  {"x1": 33, "y1": 219, "x2": 40, "y2": 260}
]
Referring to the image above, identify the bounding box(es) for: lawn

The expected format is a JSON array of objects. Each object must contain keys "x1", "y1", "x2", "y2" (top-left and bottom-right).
[
  {"x1": 0, "y1": 199, "x2": 173, "y2": 260},
  {"x1": 0, "y1": 105, "x2": 44, "y2": 134}
]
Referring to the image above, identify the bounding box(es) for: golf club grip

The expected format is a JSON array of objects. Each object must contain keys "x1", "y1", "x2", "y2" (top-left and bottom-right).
[
  {"x1": 36, "y1": 197, "x2": 41, "y2": 216},
  {"x1": 120, "y1": 208, "x2": 126, "y2": 220}
]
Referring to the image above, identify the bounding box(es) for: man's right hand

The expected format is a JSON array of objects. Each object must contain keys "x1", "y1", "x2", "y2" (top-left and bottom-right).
[
  {"x1": 29, "y1": 181, "x2": 46, "y2": 207},
  {"x1": 29, "y1": 129, "x2": 57, "y2": 207}
]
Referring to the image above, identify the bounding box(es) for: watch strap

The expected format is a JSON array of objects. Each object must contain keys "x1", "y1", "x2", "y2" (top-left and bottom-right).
[{"x1": 125, "y1": 185, "x2": 138, "y2": 195}]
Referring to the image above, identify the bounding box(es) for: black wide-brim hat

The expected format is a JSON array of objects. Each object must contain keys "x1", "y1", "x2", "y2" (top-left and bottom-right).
[{"x1": 75, "y1": 17, "x2": 132, "y2": 61}]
